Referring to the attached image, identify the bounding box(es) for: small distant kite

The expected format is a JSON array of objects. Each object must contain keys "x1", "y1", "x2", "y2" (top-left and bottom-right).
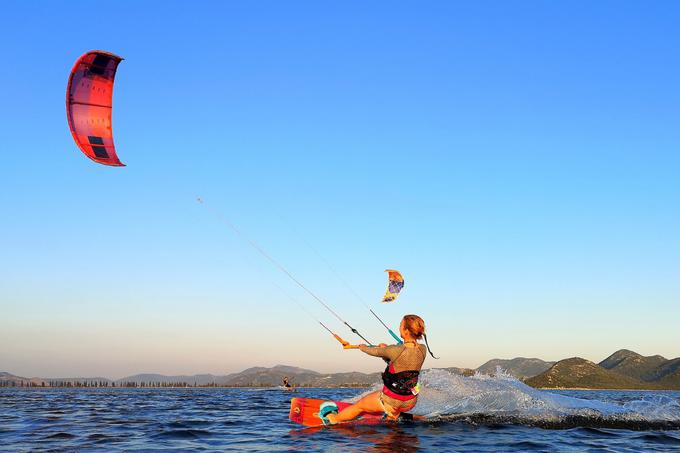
[
  {"x1": 382, "y1": 269, "x2": 404, "y2": 303},
  {"x1": 66, "y1": 50, "x2": 125, "y2": 166}
]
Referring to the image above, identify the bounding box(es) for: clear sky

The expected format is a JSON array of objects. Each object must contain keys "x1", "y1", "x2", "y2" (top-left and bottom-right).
[{"x1": 1, "y1": 1, "x2": 679, "y2": 379}]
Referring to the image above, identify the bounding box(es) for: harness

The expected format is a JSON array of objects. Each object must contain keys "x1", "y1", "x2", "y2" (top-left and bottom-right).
[{"x1": 382, "y1": 364, "x2": 420, "y2": 397}]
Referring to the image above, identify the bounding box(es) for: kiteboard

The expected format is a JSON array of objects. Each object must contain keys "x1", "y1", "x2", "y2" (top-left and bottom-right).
[
  {"x1": 279, "y1": 385, "x2": 297, "y2": 392},
  {"x1": 289, "y1": 397, "x2": 384, "y2": 427}
]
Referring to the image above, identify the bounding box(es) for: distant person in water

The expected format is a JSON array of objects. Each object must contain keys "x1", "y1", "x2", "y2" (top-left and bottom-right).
[
  {"x1": 322, "y1": 314, "x2": 437, "y2": 424},
  {"x1": 282, "y1": 377, "x2": 292, "y2": 389}
]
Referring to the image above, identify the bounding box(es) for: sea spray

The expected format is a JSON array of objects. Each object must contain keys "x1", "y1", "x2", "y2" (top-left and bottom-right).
[
  {"x1": 413, "y1": 368, "x2": 626, "y2": 418},
  {"x1": 621, "y1": 395, "x2": 680, "y2": 421},
  {"x1": 349, "y1": 368, "x2": 680, "y2": 429}
]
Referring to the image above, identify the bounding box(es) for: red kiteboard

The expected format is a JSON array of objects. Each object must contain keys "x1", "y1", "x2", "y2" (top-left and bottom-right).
[{"x1": 289, "y1": 397, "x2": 384, "y2": 427}]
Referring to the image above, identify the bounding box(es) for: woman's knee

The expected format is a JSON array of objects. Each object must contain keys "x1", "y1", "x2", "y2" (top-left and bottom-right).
[{"x1": 356, "y1": 391, "x2": 382, "y2": 411}]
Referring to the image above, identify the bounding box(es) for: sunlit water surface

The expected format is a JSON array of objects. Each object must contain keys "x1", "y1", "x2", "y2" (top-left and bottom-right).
[{"x1": 2, "y1": 371, "x2": 680, "y2": 451}]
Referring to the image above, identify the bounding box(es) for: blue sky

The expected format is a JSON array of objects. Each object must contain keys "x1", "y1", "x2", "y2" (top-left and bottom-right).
[{"x1": 1, "y1": 1, "x2": 679, "y2": 378}]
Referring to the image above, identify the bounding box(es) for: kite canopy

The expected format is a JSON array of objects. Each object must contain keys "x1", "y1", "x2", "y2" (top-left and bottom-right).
[
  {"x1": 382, "y1": 269, "x2": 404, "y2": 303},
  {"x1": 66, "y1": 50, "x2": 124, "y2": 166}
]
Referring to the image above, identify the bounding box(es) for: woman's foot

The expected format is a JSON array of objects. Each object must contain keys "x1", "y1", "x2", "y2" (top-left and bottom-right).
[{"x1": 318, "y1": 402, "x2": 339, "y2": 425}]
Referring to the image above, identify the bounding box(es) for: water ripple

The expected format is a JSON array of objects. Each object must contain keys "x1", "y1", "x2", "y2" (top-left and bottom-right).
[{"x1": 0, "y1": 386, "x2": 679, "y2": 451}]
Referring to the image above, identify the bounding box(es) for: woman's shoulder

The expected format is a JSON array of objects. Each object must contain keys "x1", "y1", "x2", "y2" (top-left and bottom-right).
[{"x1": 403, "y1": 343, "x2": 426, "y2": 353}]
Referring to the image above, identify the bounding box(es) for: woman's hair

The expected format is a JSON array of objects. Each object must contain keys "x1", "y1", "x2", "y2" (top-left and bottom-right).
[
  {"x1": 402, "y1": 314, "x2": 439, "y2": 359},
  {"x1": 402, "y1": 314, "x2": 425, "y2": 340}
]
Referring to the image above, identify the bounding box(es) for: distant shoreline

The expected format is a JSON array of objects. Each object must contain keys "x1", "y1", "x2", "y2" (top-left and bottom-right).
[
  {"x1": 4, "y1": 350, "x2": 680, "y2": 391},
  {"x1": 2, "y1": 386, "x2": 677, "y2": 392},
  {"x1": 3, "y1": 383, "x2": 677, "y2": 392}
]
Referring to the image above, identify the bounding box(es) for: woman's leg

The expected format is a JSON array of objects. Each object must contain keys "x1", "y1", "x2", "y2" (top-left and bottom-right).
[
  {"x1": 326, "y1": 391, "x2": 383, "y2": 424},
  {"x1": 382, "y1": 397, "x2": 417, "y2": 420}
]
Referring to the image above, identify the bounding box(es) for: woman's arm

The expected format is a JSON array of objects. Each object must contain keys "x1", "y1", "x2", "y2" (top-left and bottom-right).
[{"x1": 358, "y1": 344, "x2": 401, "y2": 361}]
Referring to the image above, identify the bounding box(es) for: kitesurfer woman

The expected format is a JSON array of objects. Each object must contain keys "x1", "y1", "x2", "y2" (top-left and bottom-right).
[{"x1": 323, "y1": 314, "x2": 436, "y2": 424}]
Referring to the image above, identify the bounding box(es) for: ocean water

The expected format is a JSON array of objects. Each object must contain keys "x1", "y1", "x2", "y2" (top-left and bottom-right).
[{"x1": 1, "y1": 370, "x2": 680, "y2": 452}]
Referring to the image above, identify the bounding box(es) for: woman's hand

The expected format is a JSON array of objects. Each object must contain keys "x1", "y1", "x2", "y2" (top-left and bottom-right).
[{"x1": 378, "y1": 343, "x2": 387, "y2": 347}]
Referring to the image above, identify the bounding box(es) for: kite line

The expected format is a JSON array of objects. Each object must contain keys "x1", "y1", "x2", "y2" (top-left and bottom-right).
[
  {"x1": 290, "y1": 230, "x2": 404, "y2": 345},
  {"x1": 197, "y1": 197, "x2": 373, "y2": 347}
]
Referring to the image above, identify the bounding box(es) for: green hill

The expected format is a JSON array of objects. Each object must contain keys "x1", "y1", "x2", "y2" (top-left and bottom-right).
[
  {"x1": 599, "y1": 349, "x2": 668, "y2": 381},
  {"x1": 524, "y1": 357, "x2": 650, "y2": 389},
  {"x1": 476, "y1": 358, "x2": 554, "y2": 379}
]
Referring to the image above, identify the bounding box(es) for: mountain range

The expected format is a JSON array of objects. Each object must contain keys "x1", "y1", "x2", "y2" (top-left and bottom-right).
[
  {"x1": 2, "y1": 349, "x2": 679, "y2": 389},
  {"x1": 526, "y1": 349, "x2": 680, "y2": 390},
  {"x1": 0, "y1": 365, "x2": 380, "y2": 388}
]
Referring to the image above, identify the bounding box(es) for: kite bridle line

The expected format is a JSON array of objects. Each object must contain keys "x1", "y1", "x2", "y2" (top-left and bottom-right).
[{"x1": 197, "y1": 197, "x2": 373, "y2": 346}]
